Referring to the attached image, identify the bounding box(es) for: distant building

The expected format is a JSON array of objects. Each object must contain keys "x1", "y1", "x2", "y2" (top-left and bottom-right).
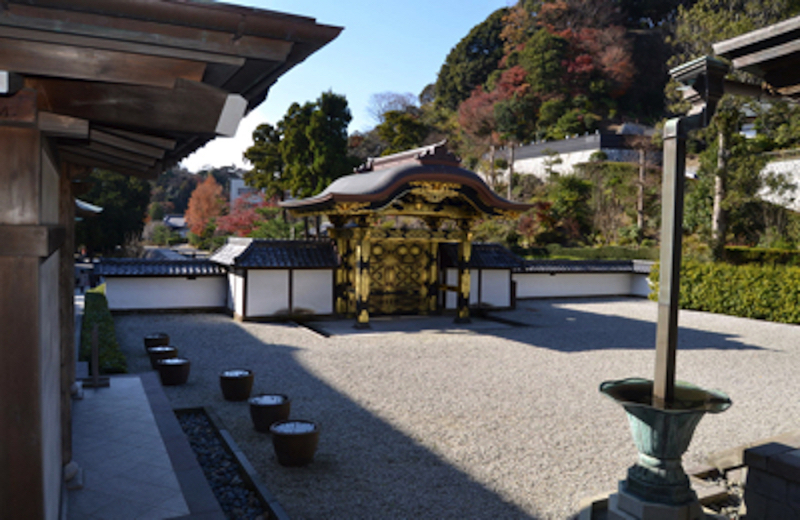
[
  {"x1": 163, "y1": 214, "x2": 188, "y2": 238},
  {"x1": 229, "y1": 178, "x2": 264, "y2": 207},
  {"x1": 494, "y1": 125, "x2": 662, "y2": 182}
]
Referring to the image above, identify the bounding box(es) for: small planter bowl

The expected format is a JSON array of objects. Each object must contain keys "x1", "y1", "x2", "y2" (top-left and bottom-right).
[
  {"x1": 147, "y1": 345, "x2": 178, "y2": 370},
  {"x1": 157, "y1": 357, "x2": 190, "y2": 386},
  {"x1": 143, "y1": 332, "x2": 170, "y2": 350},
  {"x1": 249, "y1": 394, "x2": 291, "y2": 433},
  {"x1": 219, "y1": 369, "x2": 254, "y2": 401},
  {"x1": 270, "y1": 420, "x2": 319, "y2": 467}
]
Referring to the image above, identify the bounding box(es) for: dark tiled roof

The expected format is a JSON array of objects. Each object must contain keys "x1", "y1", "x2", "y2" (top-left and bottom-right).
[
  {"x1": 211, "y1": 239, "x2": 339, "y2": 268},
  {"x1": 439, "y1": 243, "x2": 524, "y2": 269},
  {"x1": 95, "y1": 259, "x2": 225, "y2": 277},
  {"x1": 515, "y1": 259, "x2": 654, "y2": 274}
]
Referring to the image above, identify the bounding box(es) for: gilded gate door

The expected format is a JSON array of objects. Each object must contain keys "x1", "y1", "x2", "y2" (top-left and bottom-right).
[{"x1": 368, "y1": 240, "x2": 431, "y2": 315}]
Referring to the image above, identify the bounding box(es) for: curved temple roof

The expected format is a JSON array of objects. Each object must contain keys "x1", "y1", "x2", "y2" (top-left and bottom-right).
[{"x1": 281, "y1": 142, "x2": 531, "y2": 219}]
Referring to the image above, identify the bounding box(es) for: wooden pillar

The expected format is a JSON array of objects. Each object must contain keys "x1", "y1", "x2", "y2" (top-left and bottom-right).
[
  {"x1": 59, "y1": 163, "x2": 81, "y2": 466},
  {"x1": 353, "y1": 224, "x2": 371, "y2": 329},
  {"x1": 454, "y1": 220, "x2": 472, "y2": 324},
  {"x1": 427, "y1": 241, "x2": 438, "y2": 313},
  {"x1": 0, "y1": 88, "x2": 65, "y2": 519},
  {"x1": 329, "y1": 224, "x2": 351, "y2": 316}
]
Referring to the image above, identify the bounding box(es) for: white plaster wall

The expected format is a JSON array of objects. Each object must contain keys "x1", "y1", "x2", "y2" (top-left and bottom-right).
[
  {"x1": 478, "y1": 269, "x2": 511, "y2": 307},
  {"x1": 630, "y1": 274, "x2": 652, "y2": 298},
  {"x1": 513, "y1": 272, "x2": 638, "y2": 298},
  {"x1": 293, "y1": 270, "x2": 333, "y2": 314},
  {"x1": 226, "y1": 272, "x2": 235, "y2": 311},
  {"x1": 105, "y1": 277, "x2": 227, "y2": 310},
  {"x1": 511, "y1": 149, "x2": 597, "y2": 180},
  {"x1": 247, "y1": 270, "x2": 289, "y2": 317},
  {"x1": 233, "y1": 272, "x2": 245, "y2": 315},
  {"x1": 444, "y1": 268, "x2": 477, "y2": 308},
  {"x1": 39, "y1": 251, "x2": 61, "y2": 520},
  {"x1": 760, "y1": 157, "x2": 800, "y2": 211}
]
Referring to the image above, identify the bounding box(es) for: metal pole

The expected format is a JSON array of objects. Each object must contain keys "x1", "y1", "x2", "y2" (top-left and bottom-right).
[{"x1": 652, "y1": 114, "x2": 701, "y2": 408}]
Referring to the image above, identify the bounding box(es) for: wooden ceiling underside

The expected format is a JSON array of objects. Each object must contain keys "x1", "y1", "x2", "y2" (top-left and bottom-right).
[{"x1": 0, "y1": 0, "x2": 341, "y2": 179}]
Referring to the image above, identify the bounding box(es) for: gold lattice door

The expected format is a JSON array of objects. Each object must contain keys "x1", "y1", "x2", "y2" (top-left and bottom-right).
[{"x1": 369, "y1": 240, "x2": 430, "y2": 315}]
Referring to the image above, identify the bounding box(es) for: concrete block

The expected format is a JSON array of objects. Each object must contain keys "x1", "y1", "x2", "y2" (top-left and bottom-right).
[
  {"x1": 768, "y1": 448, "x2": 800, "y2": 483},
  {"x1": 613, "y1": 486, "x2": 703, "y2": 520},
  {"x1": 746, "y1": 467, "x2": 788, "y2": 501},
  {"x1": 743, "y1": 488, "x2": 769, "y2": 520}
]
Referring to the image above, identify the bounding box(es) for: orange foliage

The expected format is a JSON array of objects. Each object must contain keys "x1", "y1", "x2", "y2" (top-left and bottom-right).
[{"x1": 185, "y1": 175, "x2": 224, "y2": 235}]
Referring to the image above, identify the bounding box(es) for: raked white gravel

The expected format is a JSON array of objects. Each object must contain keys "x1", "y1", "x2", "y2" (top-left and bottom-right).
[{"x1": 114, "y1": 297, "x2": 800, "y2": 519}]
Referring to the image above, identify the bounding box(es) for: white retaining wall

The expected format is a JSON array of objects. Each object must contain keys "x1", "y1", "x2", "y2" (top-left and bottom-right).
[
  {"x1": 444, "y1": 268, "x2": 512, "y2": 308},
  {"x1": 105, "y1": 276, "x2": 227, "y2": 310},
  {"x1": 513, "y1": 272, "x2": 651, "y2": 299}
]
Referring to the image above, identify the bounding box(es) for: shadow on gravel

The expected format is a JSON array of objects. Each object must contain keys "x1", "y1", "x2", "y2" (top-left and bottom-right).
[
  {"x1": 303, "y1": 297, "x2": 766, "y2": 354},
  {"x1": 115, "y1": 314, "x2": 538, "y2": 520},
  {"x1": 482, "y1": 297, "x2": 766, "y2": 353}
]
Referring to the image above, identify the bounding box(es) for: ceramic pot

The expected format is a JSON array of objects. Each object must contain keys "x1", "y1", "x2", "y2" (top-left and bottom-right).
[
  {"x1": 249, "y1": 394, "x2": 291, "y2": 433},
  {"x1": 270, "y1": 420, "x2": 319, "y2": 467},
  {"x1": 600, "y1": 378, "x2": 731, "y2": 505},
  {"x1": 219, "y1": 369, "x2": 254, "y2": 401},
  {"x1": 143, "y1": 332, "x2": 169, "y2": 350},
  {"x1": 157, "y1": 358, "x2": 190, "y2": 386},
  {"x1": 147, "y1": 345, "x2": 177, "y2": 370}
]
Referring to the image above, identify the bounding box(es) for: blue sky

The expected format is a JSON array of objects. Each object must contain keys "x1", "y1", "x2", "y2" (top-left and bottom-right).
[{"x1": 181, "y1": 0, "x2": 511, "y2": 171}]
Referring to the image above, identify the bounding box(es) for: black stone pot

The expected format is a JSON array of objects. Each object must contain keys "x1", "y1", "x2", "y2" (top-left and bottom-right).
[
  {"x1": 219, "y1": 369, "x2": 254, "y2": 401},
  {"x1": 270, "y1": 420, "x2": 319, "y2": 467},
  {"x1": 249, "y1": 394, "x2": 291, "y2": 433},
  {"x1": 143, "y1": 332, "x2": 170, "y2": 350},
  {"x1": 147, "y1": 345, "x2": 178, "y2": 370},
  {"x1": 157, "y1": 357, "x2": 190, "y2": 386}
]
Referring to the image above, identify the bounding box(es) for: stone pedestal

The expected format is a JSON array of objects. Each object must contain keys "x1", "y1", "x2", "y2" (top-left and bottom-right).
[{"x1": 608, "y1": 482, "x2": 704, "y2": 520}]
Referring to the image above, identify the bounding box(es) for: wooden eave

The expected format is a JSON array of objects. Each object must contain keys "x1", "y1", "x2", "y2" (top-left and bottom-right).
[
  {"x1": 0, "y1": 0, "x2": 342, "y2": 178},
  {"x1": 714, "y1": 15, "x2": 800, "y2": 98}
]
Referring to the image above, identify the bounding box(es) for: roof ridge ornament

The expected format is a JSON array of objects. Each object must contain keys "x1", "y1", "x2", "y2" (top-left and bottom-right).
[{"x1": 355, "y1": 139, "x2": 460, "y2": 173}]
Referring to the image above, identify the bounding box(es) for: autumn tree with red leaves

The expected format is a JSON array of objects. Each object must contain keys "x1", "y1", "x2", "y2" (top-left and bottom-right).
[{"x1": 185, "y1": 175, "x2": 225, "y2": 236}]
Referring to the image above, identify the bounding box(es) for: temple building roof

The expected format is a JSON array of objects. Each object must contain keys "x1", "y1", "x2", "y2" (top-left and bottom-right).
[
  {"x1": 210, "y1": 238, "x2": 339, "y2": 268},
  {"x1": 281, "y1": 141, "x2": 531, "y2": 220}
]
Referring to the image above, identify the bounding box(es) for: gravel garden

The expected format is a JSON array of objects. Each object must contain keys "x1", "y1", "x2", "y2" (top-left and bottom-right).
[{"x1": 115, "y1": 297, "x2": 800, "y2": 519}]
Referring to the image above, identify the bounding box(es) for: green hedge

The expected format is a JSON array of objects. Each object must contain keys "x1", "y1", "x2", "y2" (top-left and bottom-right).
[
  {"x1": 725, "y1": 246, "x2": 800, "y2": 267},
  {"x1": 649, "y1": 261, "x2": 800, "y2": 324},
  {"x1": 80, "y1": 284, "x2": 127, "y2": 374},
  {"x1": 542, "y1": 244, "x2": 660, "y2": 261}
]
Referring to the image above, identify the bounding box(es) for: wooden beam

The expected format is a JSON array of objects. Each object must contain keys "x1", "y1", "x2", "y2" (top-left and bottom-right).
[
  {"x1": 67, "y1": 142, "x2": 158, "y2": 167},
  {"x1": 0, "y1": 37, "x2": 206, "y2": 89},
  {"x1": 89, "y1": 129, "x2": 165, "y2": 159},
  {"x1": 0, "y1": 25, "x2": 247, "y2": 67},
  {"x1": 0, "y1": 224, "x2": 65, "y2": 257},
  {"x1": 3, "y1": 5, "x2": 295, "y2": 61},
  {"x1": 30, "y1": 77, "x2": 245, "y2": 136},
  {"x1": 38, "y1": 112, "x2": 88, "y2": 138},
  {"x1": 0, "y1": 88, "x2": 36, "y2": 125},
  {"x1": 59, "y1": 150, "x2": 162, "y2": 180},
  {"x1": 94, "y1": 126, "x2": 176, "y2": 150}
]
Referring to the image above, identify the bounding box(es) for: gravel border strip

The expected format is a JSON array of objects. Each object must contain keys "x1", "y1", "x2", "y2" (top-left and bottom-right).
[{"x1": 202, "y1": 406, "x2": 291, "y2": 520}]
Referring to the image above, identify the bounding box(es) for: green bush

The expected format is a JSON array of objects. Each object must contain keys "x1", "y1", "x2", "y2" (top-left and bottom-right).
[
  {"x1": 649, "y1": 260, "x2": 800, "y2": 324},
  {"x1": 724, "y1": 246, "x2": 800, "y2": 267},
  {"x1": 80, "y1": 284, "x2": 127, "y2": 374}
]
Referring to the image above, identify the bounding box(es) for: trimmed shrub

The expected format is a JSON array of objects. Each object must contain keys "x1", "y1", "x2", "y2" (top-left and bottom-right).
[
  {"x1": 80, "y1": 284, "x2": 127, "y2": 374},
  {"x1": 725, "y1": 246, "x2": 800, "y2": 267},
  {"x1": 649, "y1": 261, "x2": 800, "y2": 324},
  {"x1": 545, "y1": 244, "x2": 659, "y2": 261}
]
